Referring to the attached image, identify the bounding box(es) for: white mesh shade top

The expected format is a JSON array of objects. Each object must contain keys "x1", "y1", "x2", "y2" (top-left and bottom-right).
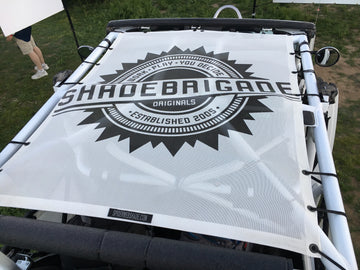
[{"x1": 0, "y1": 31, "x2": 320, "y2": 256}]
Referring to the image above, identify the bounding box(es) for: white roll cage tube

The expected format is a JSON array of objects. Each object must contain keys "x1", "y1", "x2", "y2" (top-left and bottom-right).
[
  {"x1": 0, "y1": 32, "x2": 119, "y2": 169},
  {"x1": 213, "y1": 5, "x2": 242, "y2": 19},
  {"x1": 294, "y1": 35, "x2": 357, "y2": 270}
]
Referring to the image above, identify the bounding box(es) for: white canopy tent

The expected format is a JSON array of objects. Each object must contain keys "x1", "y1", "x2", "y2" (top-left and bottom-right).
[{"x1": 0, "y1": 0, "x2": 64, "y2": 36}]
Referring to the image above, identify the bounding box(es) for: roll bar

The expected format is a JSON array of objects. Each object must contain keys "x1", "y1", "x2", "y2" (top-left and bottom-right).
[
  {"x1": 0, "y1": 215, "x2": 293, "y2": 270},
  {"x1": 106, "y1": 18, "x2": 316, "y2": 39}
]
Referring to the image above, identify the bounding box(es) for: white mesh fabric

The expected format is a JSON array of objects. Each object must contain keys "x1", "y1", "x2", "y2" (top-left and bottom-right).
[{"x1": 0, "y1": 31, "x2": 320, "y2": 256}]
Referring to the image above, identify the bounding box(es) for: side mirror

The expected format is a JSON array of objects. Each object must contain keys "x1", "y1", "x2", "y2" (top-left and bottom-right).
[
  {"x1": 315, "y1": 47, "x2": 340, "y2": 67},
  {"x1": 78, "y1": 45, "x2": 95, "y2": 59}
]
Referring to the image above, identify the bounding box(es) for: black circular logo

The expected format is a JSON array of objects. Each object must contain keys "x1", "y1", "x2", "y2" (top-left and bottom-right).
[{"x1": 77, "y1": 46, "x2": 272, "y2": 155}]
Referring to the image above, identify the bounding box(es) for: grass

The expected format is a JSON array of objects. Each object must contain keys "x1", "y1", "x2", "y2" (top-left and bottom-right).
[
  {"x1": 334, "y1": 101, "x2": 360, "y2": 261},
  {"x1": 0, "y1": 0, "x2": 359, "y2": 262},
  {"x1": 335, "y1": 102, "x2": 360, "y2": 183}
]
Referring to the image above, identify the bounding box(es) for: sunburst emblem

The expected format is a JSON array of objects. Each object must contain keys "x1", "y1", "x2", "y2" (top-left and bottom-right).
[{"x1": 78, "y1": 46, "x2": 272, "y2": 155}]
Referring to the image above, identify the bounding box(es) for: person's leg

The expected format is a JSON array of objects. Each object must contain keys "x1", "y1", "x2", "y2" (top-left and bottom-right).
[
  {"x1": 28, "y1": 41, "x2": 48, "y2": 79},
  {"x1": 30, "y1": 36, "x2": 49, "y2": 70},
  {"x1": 28, "y1": 50, "x2": 43, "y2": 70},
  {"x1": 15, "y1": 36, "x2": 47, "y2": 79},
  {"x1": 33, "y1": 46, "x2": 45, "y2": 64}
]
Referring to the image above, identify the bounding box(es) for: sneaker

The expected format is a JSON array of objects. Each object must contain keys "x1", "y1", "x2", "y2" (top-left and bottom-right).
[
  {"x1": 31, "y1": 69, "x2": 48, "y2": 80},
  {"x1": 34, "y1": 63, "x2": 49, "y2": 71}
]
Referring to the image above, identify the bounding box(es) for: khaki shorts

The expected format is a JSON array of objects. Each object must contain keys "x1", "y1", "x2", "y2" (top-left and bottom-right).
[{"x1": 15, "y1": 36, "x2": 36, "y2": 55}]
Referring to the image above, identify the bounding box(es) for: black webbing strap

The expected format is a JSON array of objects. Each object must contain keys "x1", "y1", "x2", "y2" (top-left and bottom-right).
[
  {"x1": 97, "y1": 45, "x2": 113, "y2": 50},
  {"x1": 302, "y1": 93, "x2": 321, "y2": 97},
  {"x1": 293, "y1": 49, "x2": 316, "y2": 54},
  {"x1": 83, "y1": 60, "x2": 100, "y2": 66},
  {"x1": 302, "y1": 93, "x2": 321, "y2": 98},
  {"x1": 299, "y1": 40, "x2": 309, "y2": 47},
  {"x1": 309, "y1": 244, "x2": 347, "y2": 270},
  {"x1": 80, "y1": 38, "x2": 114, "y2": 66},
  {"x1": 10, "y1": 141, "x2": 30, "y2": 146},
  {"x1": 97, "y1": 38, "x2": 113, "y2": 50},
  {"x1": 284, "y1": 93, "x2": 321, "y2": 99},
  {"x1": 307, "y1": 205, "x2": 346, "y2": 217},
  {"x1": 103, "y1": 38, "x2": 112, "y2": 46},
  {"x1": 292, "y1": 69, "x2": 315, "y2": 74},
  {"x1": 300, "y1": 49, "x2": 316, "y2": 54},
  {"x1": 311, "y1": 176, "x2": 322, "y2": 184},
  {"x1": 302, "y1": 170, "x2": 338, "y2": 179},
  {"x1": 60, "y1": 82, "x2": 84, "y2": 85},
  {"x1": 294, "y1": 41, "x2": 315, "y2": 55},
  {"x1": 0, "y1": 141, "x2": 31, "y2": 172}
]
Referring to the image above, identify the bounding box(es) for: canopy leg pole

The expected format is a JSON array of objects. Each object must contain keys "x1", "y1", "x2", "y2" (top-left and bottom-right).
[{"x1": 62, "y1": 0, "x2": 83, "y2": 61}]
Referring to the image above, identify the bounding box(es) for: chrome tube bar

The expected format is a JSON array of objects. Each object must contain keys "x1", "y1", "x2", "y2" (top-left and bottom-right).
[{"x1": 213, "y1": 5, "x2": 242, "y2": 19}]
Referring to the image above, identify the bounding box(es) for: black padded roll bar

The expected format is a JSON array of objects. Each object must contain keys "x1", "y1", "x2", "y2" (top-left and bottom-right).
[
  {"x1": 106, "y1": 18, "x2": 316, "y2": 38},
  {"x1": 0, "y1": 215, "x2": 293, "y2": 270}
]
